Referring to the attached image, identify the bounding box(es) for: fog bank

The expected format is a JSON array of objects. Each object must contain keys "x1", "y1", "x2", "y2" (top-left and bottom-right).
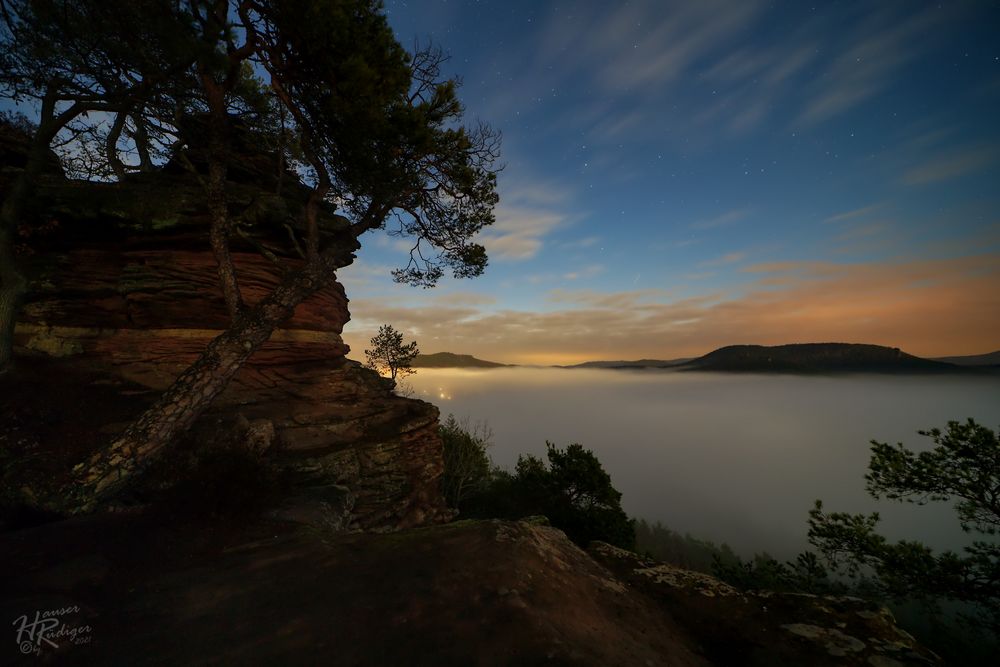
[{"x1": 408, "y1": 368, "x2": 1000, "y2": 558}]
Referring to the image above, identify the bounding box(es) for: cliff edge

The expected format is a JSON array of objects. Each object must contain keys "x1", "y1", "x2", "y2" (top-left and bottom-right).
[
  {"x1": 3, "y1": 137, "x2": 449, "y2": 531},
  {"x1": 0, "y1": 516, "x2": 939, "y2": 665}
]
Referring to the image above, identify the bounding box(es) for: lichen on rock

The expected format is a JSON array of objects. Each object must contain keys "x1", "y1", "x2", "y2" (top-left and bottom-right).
[
  {"x1": 782, "y1": 622, "x2": 867, "y2": 657},
  {"x1": 589, "y1": 540, "x2": 942, "y2": 665}
]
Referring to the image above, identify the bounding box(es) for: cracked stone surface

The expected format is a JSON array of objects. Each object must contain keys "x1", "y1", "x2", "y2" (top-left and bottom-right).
[{"x1": 589, "y1": 541, "x2": 941, "y2": 666}]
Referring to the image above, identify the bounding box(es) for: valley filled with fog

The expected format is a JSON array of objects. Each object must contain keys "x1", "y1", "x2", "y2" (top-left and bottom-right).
[{"x1": 409, "y1": 367, "x2": 1000, "y2": 559}]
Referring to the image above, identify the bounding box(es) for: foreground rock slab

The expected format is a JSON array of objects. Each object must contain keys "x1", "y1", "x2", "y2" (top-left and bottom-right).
[
  {"x1": 1, "y1": 516, "x2": 705, "y2": 666},
  {"x1": 0, "y1": 516, "x2": 939, "y2": 666},
  {"x1": 589, "y1": 543, "x2": 941, "y2": 666}
]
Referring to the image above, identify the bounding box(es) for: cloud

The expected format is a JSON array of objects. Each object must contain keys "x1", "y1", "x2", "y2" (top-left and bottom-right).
[
  {"x1": 927, "y1": 222, "x2": 1000, "y2": 256},
  {"x1": 428, "y1": 292, "x2": 498, "y2": 307},
  {"x1": 508, "y1": 0, "x2": 772, "y2": 145},
  {"x1": 475, "y1": 1, "x2": 961, "y2": 155},
  {"x1": 586, "y1": 110, "x2": 650, "y2": 142},
  {"x1": 835, "y1": 222, "x2": 892, "y2": 242},
  {"x1": 683, "y1": 271, "x2": 717, "y2": 282},
  {"x1": 543, "y1": 1, "x2": 945, "y2": 143},
  {"x1": 374, "y1": 234, "x2": 416, "y2": 254},
  {"x1": 502, "y1": 181, "x2": 574, "y2": 208},
  {"x1": 902, "y1": 146, "x2": 998, "y2": 185},
  {"x1": 591, "y1": 1, "x2": 766, "y2": 93},
  {"x1": 795, "y1": 7, "x2": 941, "y2": 126},
  {"x1": 341, "y1": 255, "x2": 1000, "y2": 364},
  {"x1": 477, "y1": 179, "x2": 581, "y2": 261},
  {"x1": 698, "y1": 251, "x2": 747, "y2": 268},
  {"x1": 901, "y1": 125, "x2": 960, "y2": 153},
  {"x1": 546, "y1": 288, "x2": 677, "y2": 309},
  {"x1": 695, "y1": 44, "x2": 817, "y2": 135},
  {"x1": 336, "y1": 260, "x2": 400, "y2": 296},
  {"x1": 818, "y1": 205, "x2": 901, "y2": 256},
  {"x1": 479, "y1": 207, "x2": 566, "y2": 260},
  {"x1": 705, "y1": 44, "x2": 816, "y2": 89},
  {"x1": 342, "y1": 294, "x2": 486, "y2": 336},
  {"x1": 822, "y1": 203, "x2": 884, "y2": 224},
  {"x1": 691, "y1": 209, "x2": 748, "y2": 230},
  {"x1": 563, "y1": 264, "x2": 605, "y2": 281}
]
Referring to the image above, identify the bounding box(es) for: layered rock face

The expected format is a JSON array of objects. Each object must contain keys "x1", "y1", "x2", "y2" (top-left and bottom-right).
[{"x1": 11, "y1": 169, "x2": 449, "y2": 530}]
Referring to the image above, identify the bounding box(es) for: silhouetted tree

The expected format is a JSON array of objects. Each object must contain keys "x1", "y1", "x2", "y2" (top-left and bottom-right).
[
  {"x1": 0, "y1": 0, "x2": 198, "y2": 372},
  {"x1": 634, "y1": 519, "x2": 741, "y2": 573},
  {"x1": 470, "y1": 442, "x2": 635, "y2": 549},
  {"x1": 439, "y1": 414, "x2": 492, "y2": 510},
  {"x1": 365, "y1": 324, "x2": 419, "y2": 382},
  {"x1": 67, "y1": 0, "x2": 500, "y2": 512},
  {"x1": 711, "y1": 550, "x2": 845, "y2": 595},
  {"x1": 809, "y1": 419, "x2": 1000, "y2": 634}
]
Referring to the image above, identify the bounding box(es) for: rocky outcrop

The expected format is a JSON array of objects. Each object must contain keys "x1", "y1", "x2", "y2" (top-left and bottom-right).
[
  {"x1": 7, "y1": 165, "x2": 449, "y2": 530},
  {"x1": 589, "y1": 542, "x2": 941, "y2": 666},
  {"x1": 0, "y1": 516, "x2": 939, "y2": 665}
]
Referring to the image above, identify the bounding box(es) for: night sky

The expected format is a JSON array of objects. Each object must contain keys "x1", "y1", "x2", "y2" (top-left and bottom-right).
[{"x1": 339, "y1": 0, "x2": 1000, "y2": 364}]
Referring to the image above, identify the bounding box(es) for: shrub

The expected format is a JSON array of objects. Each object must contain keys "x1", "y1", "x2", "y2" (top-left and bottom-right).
[
  {"x1": 439, "y1": 415, "x2": 492, "y2": 510},
  {"x1": 463, "y1": 439, "x2": 635, "y2": 550}
]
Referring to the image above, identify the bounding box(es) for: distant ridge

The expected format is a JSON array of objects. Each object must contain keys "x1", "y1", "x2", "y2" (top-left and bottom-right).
[
  {"x1": 677, "y1": 343, "x2": 961, "y2": 373},
  {"x1": 411, "y1": 352, "x2": 509, "y2": 368},
  {"x1": 559, "y1": 358, "x2": 692, "y2": 369},
  {"x1": 931, "y1": 350, "x2": 1000, "y2": 367},
  {"x1": 414, "y1": 345, "x2": 998, "y2": 372}
]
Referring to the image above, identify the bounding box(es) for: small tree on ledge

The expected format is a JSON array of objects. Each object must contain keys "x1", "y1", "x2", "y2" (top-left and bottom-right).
[{"x1": 364, "y1": 324, "x2": 419, "y2": 382}]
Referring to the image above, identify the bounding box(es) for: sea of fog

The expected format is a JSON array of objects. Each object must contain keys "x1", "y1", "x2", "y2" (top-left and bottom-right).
[{"x1": 406, "y1": 367, "x2": 1000, "y2": 559}]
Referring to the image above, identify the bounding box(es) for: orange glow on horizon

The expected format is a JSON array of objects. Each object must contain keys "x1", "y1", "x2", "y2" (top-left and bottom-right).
[{"x1": 342, "y1": 254, "x2": 1000, "y2": 366}]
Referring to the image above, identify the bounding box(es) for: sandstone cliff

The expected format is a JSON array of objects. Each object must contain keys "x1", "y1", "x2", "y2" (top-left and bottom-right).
[{"x1": 4, "y1": 139, "x2": 449, "y2": 531}]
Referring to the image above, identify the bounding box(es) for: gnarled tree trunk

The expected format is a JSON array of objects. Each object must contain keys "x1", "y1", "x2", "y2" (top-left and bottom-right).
[{"x1": 64, "y1": 238, "x2": 359, "y2": 513}]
